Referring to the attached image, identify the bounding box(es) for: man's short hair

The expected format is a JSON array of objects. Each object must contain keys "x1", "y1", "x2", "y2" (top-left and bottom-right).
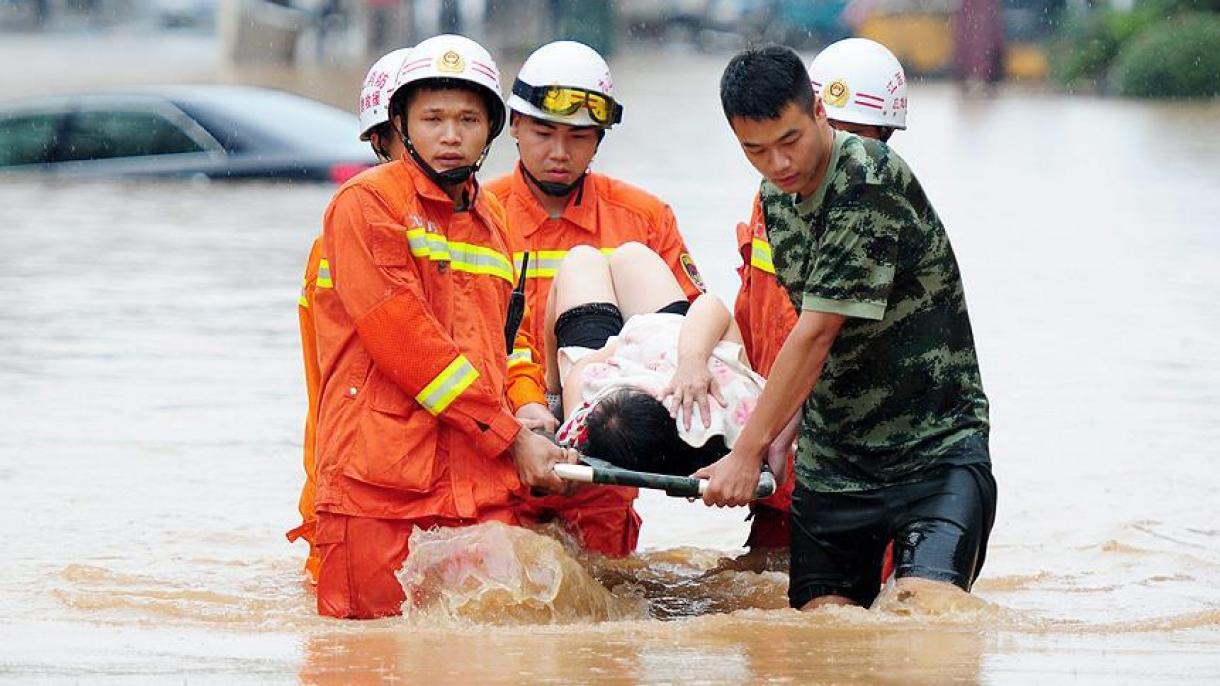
[{"x1": 720, "y1": 45, "x2": 815, "y2": 122}]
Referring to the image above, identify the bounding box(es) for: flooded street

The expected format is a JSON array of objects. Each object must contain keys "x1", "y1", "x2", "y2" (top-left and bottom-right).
[{"x1": 2, "y1": 45, "x2": 1220, "y2": 683}]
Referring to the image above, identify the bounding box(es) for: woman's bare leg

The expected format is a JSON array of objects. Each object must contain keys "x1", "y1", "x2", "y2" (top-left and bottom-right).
[
  {"x1": 545, "y1": 245, "x2": 617, "y2": 383},
  {"x1": 546, "y1": 245, "x2": 617, "y2": 400},
  {"x1": 543, "y1": 278, "x2": 561, "y2": 393},
  {"x1": 607, "y1": 242, "x2": 687, "y2": 317},
  {"x1": 549, "y1": 244, "x2": 617, "y2": 315}
]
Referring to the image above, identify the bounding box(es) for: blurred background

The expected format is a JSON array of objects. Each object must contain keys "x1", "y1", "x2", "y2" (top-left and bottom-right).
[
  {"x1": 2, "y1": 0, "x2": 1216, "y2": 181},
  {"x1": 2, "y1": 0, "x2": 1218, "y2": 103}
]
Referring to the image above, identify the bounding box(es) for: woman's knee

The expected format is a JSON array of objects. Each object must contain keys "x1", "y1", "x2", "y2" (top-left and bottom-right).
[
  {"x1": 608, "y1": 242, "x2": 669, "y2": 281},
  {"x1": 553, "y1": 244, "x2": 616, "y2": 309},
  {"x1": 555, "y1": 244, "x2": 608, "y2": 280},
  {"x1": 608, "y1": 241, "x2": 654, "y2": 267},
  {"x1": 607, "y1": 242, "x2": 684, "y2": 315},
  {"x1": 566, "y1": 244, "x2": 606, "y2": 264}
]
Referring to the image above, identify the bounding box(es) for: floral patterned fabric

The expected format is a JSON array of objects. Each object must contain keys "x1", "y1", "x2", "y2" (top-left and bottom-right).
[{"x1": 556, "y1": 313, "x2": 765, "y2": 452}]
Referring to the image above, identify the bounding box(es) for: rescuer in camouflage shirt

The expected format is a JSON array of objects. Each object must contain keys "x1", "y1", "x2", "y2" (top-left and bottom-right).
[
  {"x1": 698, "y1": 46, "x2": 996, "y2": 610},
  {"x1": 758, "y1": 132, "x2": 989, "y2": 493}
]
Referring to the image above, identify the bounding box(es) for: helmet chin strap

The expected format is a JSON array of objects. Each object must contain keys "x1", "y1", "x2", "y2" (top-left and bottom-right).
[
  {"x1": 521, "y1": 164, "x2": 587, "y2": 200},
  {"x1": 515, "y1": 140, "x2": 593, "y2": 206},
  {"x1": 397, "y1": 122, "x2": 491, "y2": 190}
]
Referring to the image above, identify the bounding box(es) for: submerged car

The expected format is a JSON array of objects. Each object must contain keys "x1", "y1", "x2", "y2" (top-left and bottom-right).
[{"x1": 0, "y1": 85, "x2": 377, "y2": 182}]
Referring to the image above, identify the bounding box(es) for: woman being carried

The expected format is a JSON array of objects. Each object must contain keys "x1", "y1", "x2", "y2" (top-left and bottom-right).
[{"x1": 545, "y1": 242, "x2": 795, "y2": 479}]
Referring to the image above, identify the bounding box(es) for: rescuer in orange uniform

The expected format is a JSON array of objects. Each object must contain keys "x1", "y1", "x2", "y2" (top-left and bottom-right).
[
  {"x1": 733, "y1": 200, "x2": 800, "y2": 551},
  {"x1": 486, "y1": 41, "x2": 705, "y2": 558},
  {"x1": 310, "y1": 34, "x2": 575, "y2": 620},
  {"x1": 287, "y1": 47, "x2": 414, "y2": 586},
  {"x1": 736, "y1": 41, "x2": 910, "y2": 577}
]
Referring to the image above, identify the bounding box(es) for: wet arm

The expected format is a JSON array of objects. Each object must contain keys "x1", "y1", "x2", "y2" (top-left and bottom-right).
[{"x1": 731, "y1": 310, "x2": 844, "y2": 459}]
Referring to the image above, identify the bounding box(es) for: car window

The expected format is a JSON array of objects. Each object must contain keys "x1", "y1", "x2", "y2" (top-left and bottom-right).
[
  {"x1": 0, "y1": 112, "x2": 63, "y2": 166},
  {"x1": 58, "y1": 110, "x2": 204, "y2": 161}
]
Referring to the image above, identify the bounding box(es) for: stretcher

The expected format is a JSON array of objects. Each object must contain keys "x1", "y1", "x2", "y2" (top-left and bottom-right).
[{"x1": 554, "y1": 454, "x2": 776, "y2": 500}]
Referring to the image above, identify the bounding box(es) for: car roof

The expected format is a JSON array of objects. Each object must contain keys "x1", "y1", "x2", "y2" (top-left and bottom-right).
[
  {"x1": 152, "y1": 86, "x2": 369, "y2": 156},
  {"x1": 1, "y1": 85, "x2": 371, "y2": 158}
]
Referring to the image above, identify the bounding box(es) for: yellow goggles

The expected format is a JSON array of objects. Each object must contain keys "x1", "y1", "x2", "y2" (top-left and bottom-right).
[{"x1": 512, "y1": 79, "x2": 623, "y2": 128}]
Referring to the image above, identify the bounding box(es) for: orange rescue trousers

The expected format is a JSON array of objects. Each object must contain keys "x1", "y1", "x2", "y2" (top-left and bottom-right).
[
  {"x1": 314, "y1": 489, "x2": 637, "y2": 620},
  {"x1": 315, "y1": 509, "x2": 523, "y2": 619},
  {"x1": 516, "y1": 486, "x2": 640, "y2": 558}
]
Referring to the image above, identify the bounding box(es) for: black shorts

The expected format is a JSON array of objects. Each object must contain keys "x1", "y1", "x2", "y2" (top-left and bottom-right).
[
  {"x1": 554, "y1": 300, "x2": 690, "y2": 350},
  {"x1": 788, "y1": 457, "x2": 996, "y2": 609}
]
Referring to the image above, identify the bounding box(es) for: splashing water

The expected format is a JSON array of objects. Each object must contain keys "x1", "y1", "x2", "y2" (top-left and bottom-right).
[
  {"x1": 396, "y1": 522, "x2": 1022, "y2": 626},
  {"x1": 398, "y1": 522, "x2": 648, "y2": 624}
]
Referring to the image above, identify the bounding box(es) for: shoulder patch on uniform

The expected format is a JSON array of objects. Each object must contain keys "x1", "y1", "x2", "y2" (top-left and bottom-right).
[{"x1": 680, "y1": 253, "x2": 706, "y2": 292}]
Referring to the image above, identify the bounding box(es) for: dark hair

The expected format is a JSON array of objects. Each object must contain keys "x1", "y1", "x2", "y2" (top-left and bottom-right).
[
  {"x1": 583, "y1": 388, "x2": 727, "y2": 476},
  {"x1": 720, "y1": 45, "x2": 815, "y2": 122},
  {"x1": 367, "y1": 122, "x2": 394, "y2": 160}
]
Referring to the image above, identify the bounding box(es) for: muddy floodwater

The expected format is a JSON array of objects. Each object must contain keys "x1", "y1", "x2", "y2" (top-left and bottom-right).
[{"x1": 1, "y1": 48, "x2": 1219, "y2": 683}]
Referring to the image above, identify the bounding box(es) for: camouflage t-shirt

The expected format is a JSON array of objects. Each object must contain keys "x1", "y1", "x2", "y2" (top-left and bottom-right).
[{"x1": 762, "y1": 131, "x2": 990, "y2": 493}]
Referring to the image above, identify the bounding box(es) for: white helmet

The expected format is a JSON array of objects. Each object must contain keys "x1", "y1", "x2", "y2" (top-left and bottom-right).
[
  {"x1": 808, "y1": 38, "x2": 908, "y2": 131},
  {"x1": 508, "y1": 40, "x2": 622, "y2": 129},
  {"x1": 389, "y1": 33, "x2": 506, "y2": 140},
  {"x1": 358, "y1": 47, "x2": 412, "y2": 141}
]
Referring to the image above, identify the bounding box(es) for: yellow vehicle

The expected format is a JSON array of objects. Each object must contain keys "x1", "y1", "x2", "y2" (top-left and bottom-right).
[{"x1": 852, "y1": 0, "x2": 1049, "y2": 80}]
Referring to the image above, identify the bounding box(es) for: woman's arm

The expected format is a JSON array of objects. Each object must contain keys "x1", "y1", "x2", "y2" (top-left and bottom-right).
[
  {"x1": 667, "y1": 294, "x2": 733, "y2": 429},
  {"x1": 676, "y1": 294, "x2": 733, "y2": 363},
  {"x1": 723, "y1": 316, "x2": 744, "y2": 345}
]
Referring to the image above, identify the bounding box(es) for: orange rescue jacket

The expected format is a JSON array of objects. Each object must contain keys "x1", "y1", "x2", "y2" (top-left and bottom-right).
[
  {"x1": 288, "y1": 236, "x2": 546, "y2": 575},
  {"x1": 285, "y1": 236, "x2": 325, "y2": 582},
  {"x1": 734, "y1": 192, "x2": 799, "y2": 513},
  {"x1": 486, "y1": 165, "x2": 705, "y2": 351},
  {"x1": 312, "y1": 159, "x2": 546, "y2": 521}
]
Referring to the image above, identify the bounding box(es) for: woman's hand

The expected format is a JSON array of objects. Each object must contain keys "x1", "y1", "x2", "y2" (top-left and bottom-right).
[{"x1": 662, "y1": 359, "x2": 726, "y2": 431}]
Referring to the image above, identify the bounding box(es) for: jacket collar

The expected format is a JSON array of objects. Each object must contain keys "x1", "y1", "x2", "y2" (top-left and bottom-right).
[
  {"x1": 509, "y1": 162, "x2": 599, "y2": 237},
  {"x1": 396, "y1": 159, "x2": 497, "y2": 232}
]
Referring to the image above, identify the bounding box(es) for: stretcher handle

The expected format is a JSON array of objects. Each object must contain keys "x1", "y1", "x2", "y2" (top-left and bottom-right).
[{"x1": 553, "y1": 462, "x2": 777, "y2": 500}]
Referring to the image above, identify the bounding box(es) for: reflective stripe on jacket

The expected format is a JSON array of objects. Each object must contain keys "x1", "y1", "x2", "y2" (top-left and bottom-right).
[
  {"x1": 734, "y1": 192, "x2": 799, "y2": 514},
  {"x1": 313, "y1": 159, "x2": 544, "y2": 520},
  {"x1": 485, "y1": 165, "x2": 705, "y2": 353},
  {"x1": 286, "y1": 235, "x2": 325, "y2": 583}
]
